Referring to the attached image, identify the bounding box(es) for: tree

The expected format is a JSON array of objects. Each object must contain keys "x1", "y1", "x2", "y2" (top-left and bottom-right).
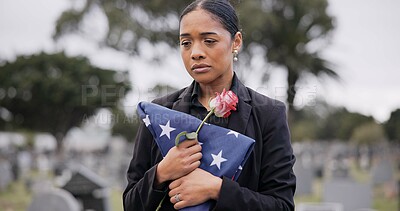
[
  {"x1": 54, "y1": 0, "x2": 337, "y2": 119},
  {"x1": 289, "y1": 108, "x2": 321, "y2": 142},
  {"x1": 0, "y1": 52, "x2": 130, "y2": 151},
  {"x1": 318, "y1": 108, "x2": 374, "y2": 141},
  {"x1": 350, "y1": 121, "x2": 386, "y2": 145},
  {"x1": 110, "y1": 108, "x2": 139, "y2": 142},
  {"x1": 384, "y1": 108, "x2": 400, "y2": 142},
  {"x1": 288, "y1": 102, "x2": 379, "y2": 142},
  {"x1": 238, "y1": 0, "x2": 337, "y2": 118}
]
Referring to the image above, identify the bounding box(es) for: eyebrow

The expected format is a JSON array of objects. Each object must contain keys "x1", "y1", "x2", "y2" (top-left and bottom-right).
[{"x1": 180, "y1": 32, "x2": 218, "y2": 37}]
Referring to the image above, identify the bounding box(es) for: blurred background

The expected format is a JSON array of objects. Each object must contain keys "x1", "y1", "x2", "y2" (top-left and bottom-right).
[{"x1": 0, "y1": 0, "x2": 399, "y2": 211}]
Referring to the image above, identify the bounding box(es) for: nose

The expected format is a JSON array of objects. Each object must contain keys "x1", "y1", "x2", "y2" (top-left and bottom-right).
[{"x1": 191, "y1": 43, "x2": 205, "y2": 60}]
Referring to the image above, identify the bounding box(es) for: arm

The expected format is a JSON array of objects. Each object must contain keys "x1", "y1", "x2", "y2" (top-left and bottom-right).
[
  {"x1": 214, "y1": 102, "x2": 296, "y2": 211},
  {"x1": 122, "y1": 123, "x2": 167, "y2": 211},
  {"x1": 123, "y1": 123, "x2": 202, "y2": 211}
]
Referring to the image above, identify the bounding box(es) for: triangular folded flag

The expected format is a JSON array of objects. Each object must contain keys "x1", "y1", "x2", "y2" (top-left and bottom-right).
[{"x1": 137, "y1": 102, "x2": 255, "y2": 210}]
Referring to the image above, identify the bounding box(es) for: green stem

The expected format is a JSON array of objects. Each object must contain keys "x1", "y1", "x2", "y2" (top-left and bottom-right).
[
  {"x1": 156, "y1": 193, "x2": 167, "y2": 211},
  {"x1": 196, "y1": 108, "x2": 214, "y2": 134}
]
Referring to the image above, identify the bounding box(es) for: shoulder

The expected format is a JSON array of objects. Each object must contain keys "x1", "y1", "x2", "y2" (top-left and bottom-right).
[
  {"x1": 246, "y1": 87, "x2": 286, "y2": 113},
  {"x1": 244, "y1": 87, "x2": 288, "y2": 130},
  {"x1": 233, "y1": 73, "x2": 286, "y2": 113}
]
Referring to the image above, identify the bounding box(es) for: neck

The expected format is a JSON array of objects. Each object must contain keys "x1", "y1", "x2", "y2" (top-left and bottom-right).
[
  {"x1": 199, "y1": 83, "x2": 231, "y2": 98},
  {"x1": 198, "y1": 74, "x2": 234, "y2": 109}
]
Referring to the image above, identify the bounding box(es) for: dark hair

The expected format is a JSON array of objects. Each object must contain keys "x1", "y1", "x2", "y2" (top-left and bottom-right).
[{"x1": 180, "y1": 0, "x2": 239, "y2": 38}]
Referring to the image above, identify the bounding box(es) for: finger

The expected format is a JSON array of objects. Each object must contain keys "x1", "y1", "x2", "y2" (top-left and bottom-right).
[
  {"x1": 185, "y1": 144, "x2": 202, "y2": 155},
  {"x1": 178, "y1": 139, "x2": 198, "y2": 148},
  {"x1": 168, "y1": 188, "x2": 176, "y2": 198},
  {"x1": 185, "y1": 151, "x2": 202, "y2": 165},
  {"x1": 174, "y1": 201, "x2": 185, "y2": 210},
  {"x1": 169, "y1": 195, "x2": 175, "y2": 204},
  {"x1": 188, "y1": 160, "x2": 201, "y2": 169},
  {"x1": 169, "y1": 178, "x2": 182, "y2": 190},
  {"x1": 168, "y1": 184, "x2": 181, "y2": 197},
  {"x1": 170, "y1": 193, "x2": 184, "y2": 205},
  {"x1": 189, "y1": 152, "x2": 202, "y2": 162}
]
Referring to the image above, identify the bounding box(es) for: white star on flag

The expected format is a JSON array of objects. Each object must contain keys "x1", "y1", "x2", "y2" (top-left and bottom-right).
[
  {"x1": 210, "y1": 150, "x2": 227, "y2": 170},
  {"x1": 238, "y1": 165, "x2": 243, "y2": 170},
  {"x1": 159, "y1": 120, "x2": 176, "y2": 139},
  {"x1": 227, "y1": 130, "x2": 239, "y2": 138},
  {"x1": 142, "y1": 115, "x2": 151, "y2": 127}
]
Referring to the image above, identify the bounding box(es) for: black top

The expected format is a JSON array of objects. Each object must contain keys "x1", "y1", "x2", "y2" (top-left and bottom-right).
[
  {"x1": 123, "y1": 74, "x2": 296, "y2": 211},
  {"x1": 189, "y1": 80, "x2": 236, "y2": 128}
]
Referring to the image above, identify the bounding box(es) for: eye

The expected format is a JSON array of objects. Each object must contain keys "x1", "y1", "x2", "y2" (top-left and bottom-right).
[
  {"x1": 204, "y1": 39, "x2": 216, "y2": 45},
  {"x1": 181, "y1": 40, "x2": 191, "y2": 47}
]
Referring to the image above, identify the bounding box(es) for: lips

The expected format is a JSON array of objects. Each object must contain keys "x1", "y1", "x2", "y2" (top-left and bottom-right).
[{"x1": 191, "y1": 63, "x2": 211, "y2": 73}]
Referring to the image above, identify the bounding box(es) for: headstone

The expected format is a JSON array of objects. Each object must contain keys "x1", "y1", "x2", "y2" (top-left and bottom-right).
[
  {"x1": 325, "y1": 143, "x2": 351, "y2": 181},
  {"x1": 17, "y1": 150, "x2": 32, "y2": 179},
  {"x1": 107, "y1": 136, "x2": 128, "y2": 188},
  {"x1": 370, "y1": 159, "x2": 393, "y2": 185},
  {"x1": 30, "y1": 179, "x2": 53, "y2": 193},
  {"x1": 357, "y1": 146, "x2": 372, "y2": 170},
  {"x1": 297, "y1": 202, "x2": 343, "y2": 211},
  {"x1": 34, "y1": 133, "x2": 56, "y2": 152},
  {"x1": 323, "y1": 179, "x2": 372, "y2": 211},
  {"x1": 329, "y1": 156, "x2": 349, "y2": 179},
  {"x1": 37, "y1": 153, "x2": 51, "y2": 173},
  {"x1": 62, "y1": 164, "x2": 111, "y2": 211},
  {"x1": 294, "y1": 155, "x2": 314, "y2": 195},
  {"x1": 28, "y1": 188, "x2": 80, "y2": 211},
  {"x1": 0, "y1": 160, "x2": 13, "y2": 192},
  {"x1": 311, "y1": 142, "x2": 329, "y2": 179}
]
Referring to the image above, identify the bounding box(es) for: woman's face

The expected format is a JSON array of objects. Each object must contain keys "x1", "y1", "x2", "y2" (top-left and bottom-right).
[{"x1": 179, "y1": 9, "x2": 241, "y2": 86}]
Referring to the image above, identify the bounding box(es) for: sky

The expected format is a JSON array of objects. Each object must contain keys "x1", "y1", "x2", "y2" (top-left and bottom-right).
[{"x1": 0, "y1": 0, "x2": 399, "y2": 123}]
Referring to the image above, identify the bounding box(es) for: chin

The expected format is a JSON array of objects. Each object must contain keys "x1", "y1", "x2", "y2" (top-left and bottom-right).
[
  {"x1": 194, "y1": 76, "x2": 221, "y2": 86},
  {"x1": 188, "y1": 73, "x2": 210, "y2": 83}
]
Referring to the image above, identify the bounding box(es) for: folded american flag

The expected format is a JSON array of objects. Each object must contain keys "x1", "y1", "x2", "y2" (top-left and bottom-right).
[{"x1": 137, "y1": 102, "x2": 255, "y2": 210}]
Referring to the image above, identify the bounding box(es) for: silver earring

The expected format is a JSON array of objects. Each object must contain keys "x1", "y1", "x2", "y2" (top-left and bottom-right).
[{"x1": 233, "y1": 50, "x2": 238, "y2": 62}]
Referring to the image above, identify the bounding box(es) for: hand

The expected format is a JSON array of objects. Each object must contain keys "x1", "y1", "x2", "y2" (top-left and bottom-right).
[
  {"x1": 156, "y1": 139, "x2": 202, "y2": 184},
  {"x1": 168, "y1": 168, "x2": 222, "y2": 210}
]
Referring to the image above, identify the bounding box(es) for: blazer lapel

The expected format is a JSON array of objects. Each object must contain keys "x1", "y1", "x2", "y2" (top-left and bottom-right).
[
  {"x1": 171, "y1": 82, "x2": 194, "y2": 113},
  {"x1": 227, "y1": 79, "x2": 252, "y2": 135}
]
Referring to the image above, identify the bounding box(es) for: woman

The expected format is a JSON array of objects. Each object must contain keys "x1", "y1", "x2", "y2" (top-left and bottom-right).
[{"x1": 123, "y1": 0, "x2": 296, "y2": 210}]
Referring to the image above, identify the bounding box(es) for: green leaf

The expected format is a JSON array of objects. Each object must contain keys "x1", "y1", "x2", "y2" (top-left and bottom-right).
[
  {"x1": 175, "y1": 131, "x2": 187, "y2": 146},
  {"x1": 185, "y1": 132, "x2": 197, "y2": 140}
]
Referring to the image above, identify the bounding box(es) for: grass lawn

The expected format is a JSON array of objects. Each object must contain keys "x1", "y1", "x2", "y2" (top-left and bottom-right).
[
  {"x1": 0, "y1": 179, "x2": 125, "y2": 211},
  {"x1": 0, "y1": 180, "x2": 32, "y2": 211}
]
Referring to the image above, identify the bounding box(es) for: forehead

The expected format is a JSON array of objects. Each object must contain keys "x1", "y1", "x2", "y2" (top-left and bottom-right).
[{"x1": 179, "y1": 9, "x2": 227, "y2": 35}]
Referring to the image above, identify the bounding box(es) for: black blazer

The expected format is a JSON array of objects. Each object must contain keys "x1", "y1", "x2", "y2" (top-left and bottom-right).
[{"x1": 123, "y1": 76, "x2": 296, "y2": 211}]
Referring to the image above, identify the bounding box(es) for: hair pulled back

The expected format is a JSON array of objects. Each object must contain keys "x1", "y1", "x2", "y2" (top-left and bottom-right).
[{"x1": 180, "y1": 0, "x2": 240, "y2": 39}]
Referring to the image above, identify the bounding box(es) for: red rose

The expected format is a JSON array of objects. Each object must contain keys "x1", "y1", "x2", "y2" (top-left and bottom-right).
[
  {"x1": 209, "y1": 89, "x2": 239, "y2": 118},
  {"x1": 176, "y1": 89, "x2": 239, "y2": 145}
]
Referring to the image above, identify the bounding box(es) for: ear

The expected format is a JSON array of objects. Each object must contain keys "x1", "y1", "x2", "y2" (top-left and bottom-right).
[{"x1": 232, "y1": 32, "x2": 243, "y2": 52}]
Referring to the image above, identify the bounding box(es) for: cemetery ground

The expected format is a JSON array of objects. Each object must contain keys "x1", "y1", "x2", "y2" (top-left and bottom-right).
[
  {"x1": 0, "y1": 161, "x2": 398, "y2": 211},
  {"x1": 294, "y1": 159, "x2": 399, "y2": 211},
  {"x1": 295, "y1": 179, "x2": 398, "y2": 211},
  {"x1": 0, "y1": 175, "x2": 124, "y2": 211}
]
